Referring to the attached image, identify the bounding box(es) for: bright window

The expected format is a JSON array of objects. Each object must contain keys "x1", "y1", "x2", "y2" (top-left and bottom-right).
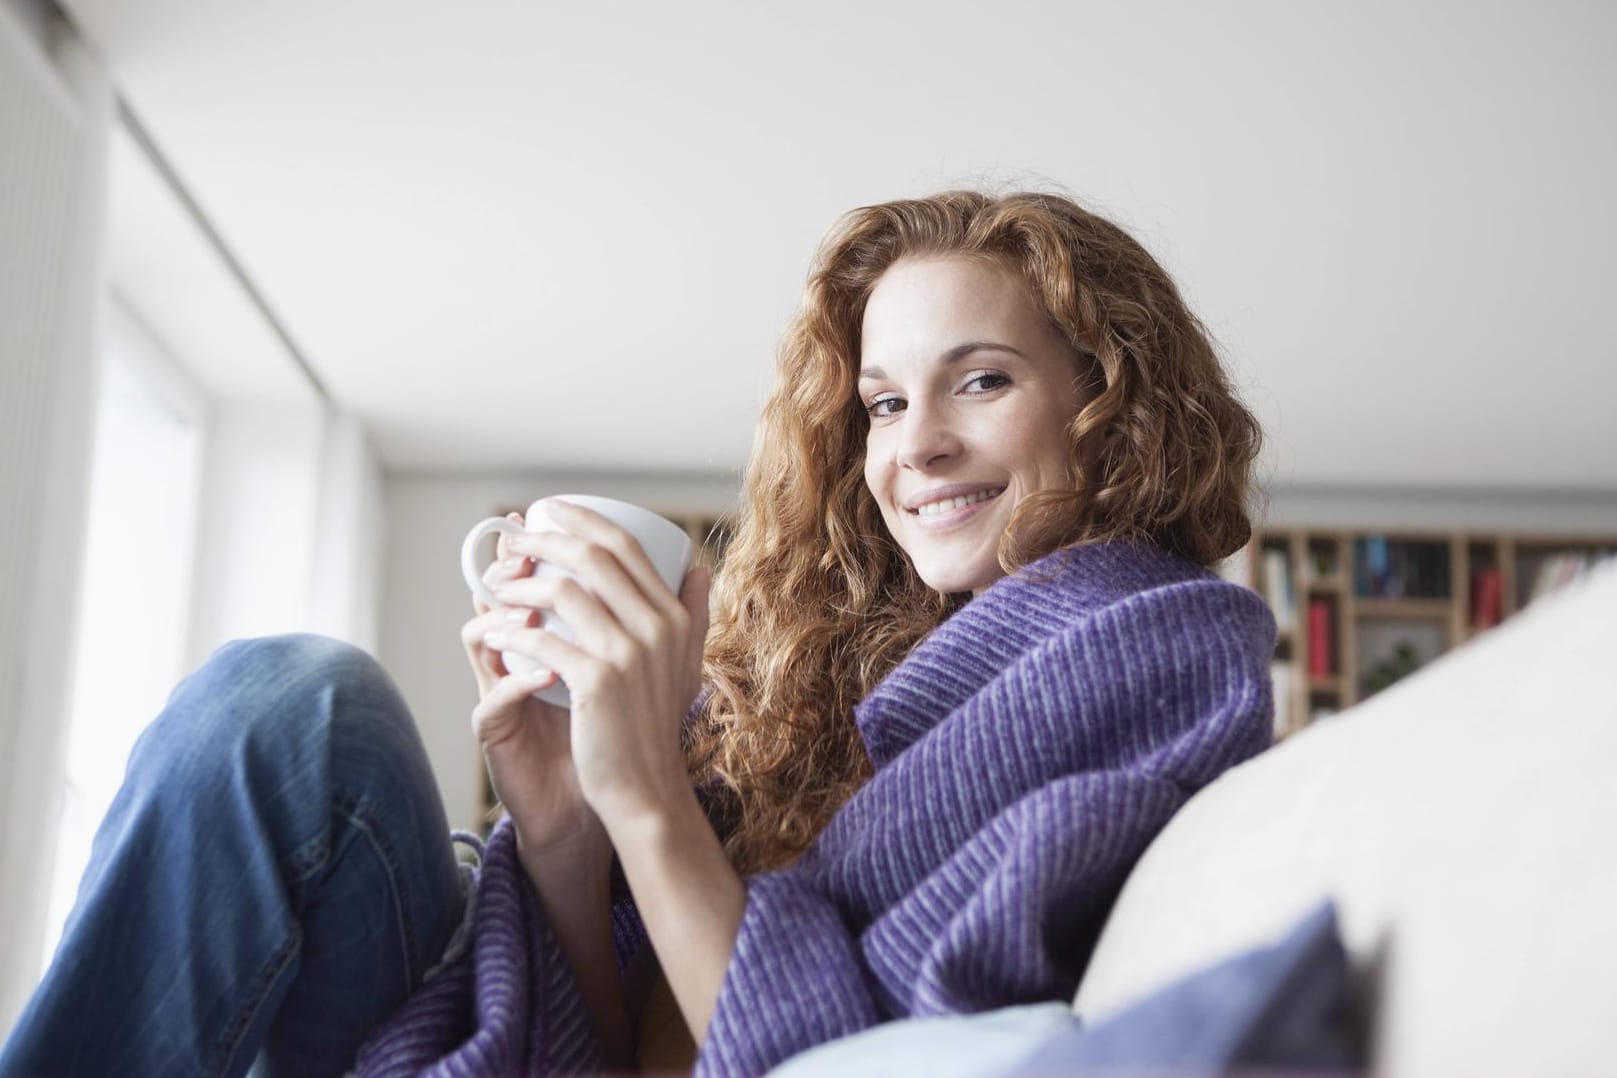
[{"x1": 40, "y1": 307, "x2": 204, "y2": 973}]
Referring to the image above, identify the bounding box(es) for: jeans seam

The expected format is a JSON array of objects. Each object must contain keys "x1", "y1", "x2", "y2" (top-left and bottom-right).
[
  {"x1": 209, "y1": 929, "x2": 300, "y2": 1078},
  {"x1": 281, "y1": 832, "x2": 330, "y2": 884},
  {"x1": 209, "y1": 798, "x2": 327, "y2": 1077},
  {"x1": 207, "y1": 796, "x2": 417, "y2": 1077},
  {"x1": 332, "y1": 793, "x2": 419, "y2": 990}
]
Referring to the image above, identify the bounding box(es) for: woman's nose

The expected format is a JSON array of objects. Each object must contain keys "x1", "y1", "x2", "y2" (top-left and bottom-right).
[{"x1": 894, "y1": 402, "x2": 962, "y2": 471}]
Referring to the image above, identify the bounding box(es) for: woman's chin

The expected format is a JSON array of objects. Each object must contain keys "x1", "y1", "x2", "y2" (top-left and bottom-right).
[{"x1": 915, "y1": 560, "x2": 1005, "y2": 597}]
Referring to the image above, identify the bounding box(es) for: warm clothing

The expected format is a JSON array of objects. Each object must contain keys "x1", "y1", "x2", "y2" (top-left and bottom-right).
[{"x1": 356, "y1": 539, "x2": 1277, "y2": 1077}]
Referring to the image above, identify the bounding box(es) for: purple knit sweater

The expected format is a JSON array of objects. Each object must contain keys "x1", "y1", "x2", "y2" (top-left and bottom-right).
[{"x1": 356, "y1": 539, "x2": 1276, "y2": 1077}]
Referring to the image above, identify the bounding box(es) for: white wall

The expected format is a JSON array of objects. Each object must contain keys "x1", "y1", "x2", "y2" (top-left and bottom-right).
[
  {"x1": 308, "y1": 410, "x2": 385, "y2": 655},
  {"x1": 379, "y1": 470, "x2": 739, "y2": 831},
  {"x1": 1257, "y1": 484, "x2": 1617, "y2": 534},
  {"x1": 1, "y1": 0, "x2": 47, "y2": 45}
]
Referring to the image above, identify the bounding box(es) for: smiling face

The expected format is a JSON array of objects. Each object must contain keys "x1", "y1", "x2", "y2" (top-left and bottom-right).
[{"x1": 859, "y1": 256, "x2": 1093, "y2": 596}]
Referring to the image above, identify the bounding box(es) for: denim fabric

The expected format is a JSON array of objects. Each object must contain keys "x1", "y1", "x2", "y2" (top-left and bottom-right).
[{"x1": 0, "y1": 635, "x2": 467, "y2": 1078}]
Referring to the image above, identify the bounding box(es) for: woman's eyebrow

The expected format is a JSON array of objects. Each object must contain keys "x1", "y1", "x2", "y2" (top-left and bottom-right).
[{"x1": 858, "y1": 340, "x2": 1028, "y2": 381}]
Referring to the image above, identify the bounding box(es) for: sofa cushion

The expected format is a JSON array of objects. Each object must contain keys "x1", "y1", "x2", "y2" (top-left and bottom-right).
[
  {"x1": 1072, "y1": 558, "x2": 1617, "y2": 1077},
  {"x1": 767, "y1": 898, "x2": 1362, "y2": 1078},
  {"x1": 1017, "y1": 897, "x2": 1361, "y2": 1076}
]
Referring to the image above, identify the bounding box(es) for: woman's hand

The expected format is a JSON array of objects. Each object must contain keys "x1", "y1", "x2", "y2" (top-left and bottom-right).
[
  {"x1": 464, "y1": 516, "x2": 635, "y2": 1066},
  {"x1": 483, "y1": 501, "x2": 741, "y2": 1044},
  {"x1": 480, "y1": 499, "x2": 712, "y2": 830},
  {"x1": 461, "y1": 515, "x2": 607, "y2": 861}
]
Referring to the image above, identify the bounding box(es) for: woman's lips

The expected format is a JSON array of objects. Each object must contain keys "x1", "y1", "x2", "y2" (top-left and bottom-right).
[{"x1": 908, "y1": 488, "x2": 1005, "y2": 533}]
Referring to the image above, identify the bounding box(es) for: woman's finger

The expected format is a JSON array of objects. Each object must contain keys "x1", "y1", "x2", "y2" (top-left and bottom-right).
[
  {"x1": 462, "y1": 606, "x2": 537, "y2": 684},
  {"x1": 541, "y1": 501, "x2": 685, "y2": 618},
  {"x1": 462, "y1": 605, "x2": 536, "y2": 649},
  {"x1": 502, "y1": 531, "x2": 668, "y2": 647},
  {"x1": 481, "y1": 554, "x2": 535, "y2": 597},
  {"x1": 493, "y1": 511, "x2": 525, "y2": 561},
  {"x1": 482, "y1": 623, "x2": 602, "y2": 701},
  {"x1": 473, "y1": 512, "x2": 530, "y2": 615},
  {"x1": 470, "y1": 666, "x2": 560, "y2": 739},
  {"x1": 491, "y1": 571, "x2": 640, "y2": 663}
]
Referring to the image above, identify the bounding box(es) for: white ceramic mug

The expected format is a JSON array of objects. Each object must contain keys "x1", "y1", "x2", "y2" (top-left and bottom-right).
[{"x1": 460, "y1": 495, "x2": 694, "y2": 708}]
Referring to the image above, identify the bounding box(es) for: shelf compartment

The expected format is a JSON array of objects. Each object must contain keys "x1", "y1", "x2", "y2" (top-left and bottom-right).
[
  {"x1": 1512, "y1": 542, "x2": 1616, "y2": 612},
  {"x1": 1354, "y1": 617, "x2": 1446, "y2": 700},
  {"x1": 1302, "y1": 536, "x2": 1345, "y2": 591},
  {"x1": 1352, "y1": 536, "x2": 1453, "y2": 599}
]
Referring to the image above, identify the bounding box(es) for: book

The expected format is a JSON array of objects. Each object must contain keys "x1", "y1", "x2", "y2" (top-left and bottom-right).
[
  {"x1": 1262, "y1": 549, "x2": 1295, "y2": 631},
  {"x1": 1471, "y1": 567, "x2": 1503, "y2": 630},
  {"x1": 1307, "y1": 598, "x2": 1333, "y2": 677}
]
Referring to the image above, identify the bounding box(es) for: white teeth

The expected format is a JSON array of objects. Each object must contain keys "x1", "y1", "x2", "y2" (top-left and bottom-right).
[{"x1": 915, "y1": 488, "x2": 1001, "y2": 517}]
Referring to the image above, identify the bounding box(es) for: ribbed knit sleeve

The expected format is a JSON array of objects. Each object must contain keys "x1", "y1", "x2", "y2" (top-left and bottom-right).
[
  {"x1": 697, "y1": 873, "x2": 885, "y2": 1076},
  {"x1": 693, "y1": 556, "x2": 1275, "y2": 1077},
  {"x1": 354, "y1": 820, "x2": 613, "y2": 1078}
]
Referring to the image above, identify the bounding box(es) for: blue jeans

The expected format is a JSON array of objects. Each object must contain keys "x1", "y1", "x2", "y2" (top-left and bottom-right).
[{"x1": 0, "y1": 634, "x2": 467, "y2": 1078}]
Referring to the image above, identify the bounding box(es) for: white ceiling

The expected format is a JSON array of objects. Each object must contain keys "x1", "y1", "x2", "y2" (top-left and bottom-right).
[{"x1": 59, "y1": 0, "x2": 1617, "y2": 487}]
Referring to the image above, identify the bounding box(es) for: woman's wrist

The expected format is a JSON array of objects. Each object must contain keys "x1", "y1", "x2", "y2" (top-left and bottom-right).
[
  {"x1": 603, "y1": 782, "x2": 744, "y2": 1043},
  {"x1": 584, "y1": 755, "x2": 700, "y2": 839},
  {"x1": 515, "y1": 818, "x2": 613, "y2": 881},
  {"x1": 599, "y1": 784, "x2": 696, "y2": 855}
]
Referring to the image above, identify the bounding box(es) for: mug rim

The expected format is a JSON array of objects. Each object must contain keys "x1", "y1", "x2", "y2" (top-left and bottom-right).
[{"x1": 525, "y1": 494, "x2": 691, "y2": 543}]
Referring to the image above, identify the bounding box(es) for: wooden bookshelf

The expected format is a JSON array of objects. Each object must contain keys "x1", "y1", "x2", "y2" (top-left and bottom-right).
[{"x1": 1248, "y1": 528, "x2": 1616, "y2": 740}]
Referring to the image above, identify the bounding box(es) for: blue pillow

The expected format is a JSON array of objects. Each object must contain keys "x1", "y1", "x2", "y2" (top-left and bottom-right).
[{"x1": 1005, "y1": 898, "x2": 1365, "y2": 1076}]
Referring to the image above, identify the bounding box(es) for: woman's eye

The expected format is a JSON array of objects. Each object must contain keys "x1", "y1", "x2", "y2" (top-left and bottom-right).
[
  {"x1": 866, "y1": 396, "x2": 905, "y2": 418},
  {"x1": 963, "y1": 372, "x2": 1010, "y2": 394}
]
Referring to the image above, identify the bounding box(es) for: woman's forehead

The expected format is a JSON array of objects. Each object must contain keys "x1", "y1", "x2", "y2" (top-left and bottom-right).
[{"x1": 861, "y1": 257, "x2": 1054, "y2": 372}]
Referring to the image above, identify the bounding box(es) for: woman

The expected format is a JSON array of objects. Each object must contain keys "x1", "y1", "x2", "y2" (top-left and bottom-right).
[{"x1": 0, "y1": 190, "x2": 1274, "y2": 1078}]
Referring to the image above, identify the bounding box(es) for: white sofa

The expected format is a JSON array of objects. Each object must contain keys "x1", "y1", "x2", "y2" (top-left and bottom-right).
[{"x1": 1074, "y1": 557, "x2": 1617, "y2": 1077}]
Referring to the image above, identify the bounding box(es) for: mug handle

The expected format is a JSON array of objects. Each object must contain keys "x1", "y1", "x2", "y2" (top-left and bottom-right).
[{"x1": 461, "y1": 516, "x2": 527, "y2": 608}]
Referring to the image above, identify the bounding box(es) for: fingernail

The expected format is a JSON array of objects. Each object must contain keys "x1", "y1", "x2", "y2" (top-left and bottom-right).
[
  {"x1": 501, "y1": 556, "x2": 527, "y2": 572},
  {"x1": 517, "y1": 667, "x2": 552, "y2": 683},
  {"x1": 483, "y1": 630, "x2": 509, "y2": 648},
  {"x1": 503, "y1": 608, "x2": 531, "y2": 624}
]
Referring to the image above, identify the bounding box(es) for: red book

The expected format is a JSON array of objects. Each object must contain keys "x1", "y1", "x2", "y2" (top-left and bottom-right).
[
  {"x1": 1307, "y1": 598, "x2": 1333, "y2": 677},
  {"x1": 1472, "y1": 568, "x2": 1503, "y2": 629}
]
